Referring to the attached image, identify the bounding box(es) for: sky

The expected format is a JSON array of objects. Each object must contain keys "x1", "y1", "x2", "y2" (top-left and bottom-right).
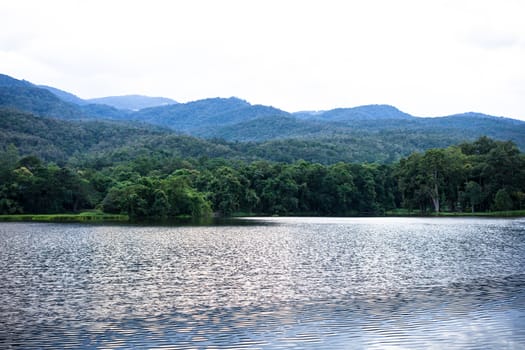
[{"x1": 1, "y1": 0, "x2": 524, "y2": 119}]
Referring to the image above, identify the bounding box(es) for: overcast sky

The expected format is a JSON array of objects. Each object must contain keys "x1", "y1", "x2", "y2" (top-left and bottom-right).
[{"x1": 1, "y1": 0, "x2": 524, "y2": 119}]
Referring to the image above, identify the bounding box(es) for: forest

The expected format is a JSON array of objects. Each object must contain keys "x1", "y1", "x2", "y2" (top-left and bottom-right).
[
  {"x1": 1, "y1": 137, "x2": 524, "y2": 219},
  {"x1": 1, "y1": 75, "x2": 524, "y2": 219}
]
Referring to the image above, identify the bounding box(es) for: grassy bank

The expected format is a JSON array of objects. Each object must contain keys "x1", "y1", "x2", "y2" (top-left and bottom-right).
[
  {"x1": 2, "y1": 210, "x2": 523, "y2": 223},
  {"x1": 387, "y1": 209, "x2": 525, "y2": 218},
  {"x1": 0, "y1": 211, "x2": 129, "y2": 223}
]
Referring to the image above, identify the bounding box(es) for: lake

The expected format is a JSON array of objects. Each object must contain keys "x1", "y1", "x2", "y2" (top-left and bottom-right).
[{"x1": 1, "y1": 217, "x2": 524, "y2": 349}]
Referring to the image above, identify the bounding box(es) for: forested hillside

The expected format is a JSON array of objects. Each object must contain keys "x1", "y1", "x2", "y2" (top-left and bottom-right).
[
  {"x1": 88, "y1": 95, "x2": 177, "y2": 111},
  {"x1": 0, "y1": 109, "x2": 242, "y2": 164},
  {"x1": 294, "y1": 104, "x2": 414, "y2": 121},
  {"x1": 0, "y1": 108, "x2": 506, "y2": 165},
  {"x1": 1, "y1": 73, "x2": 524, "y2": 156},
  {"x1": 1, "y1": 73, "x2": 524, "y2": 219},
  {"x1": 0, "y1": 86, "x2": 87, "y2": 120},
  {"x1": 1, "y1": 137, "x2": 523, "y2": 217}
]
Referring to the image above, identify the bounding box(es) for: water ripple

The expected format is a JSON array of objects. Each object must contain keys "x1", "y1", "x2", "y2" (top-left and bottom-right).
[{"x1": 0, "y1": 217, "x2": 524, "y2": 348}]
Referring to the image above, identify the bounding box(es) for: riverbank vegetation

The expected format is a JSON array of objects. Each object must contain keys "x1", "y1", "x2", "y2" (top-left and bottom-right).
[
  {"x1": 1, "y1": 137, "x2": 524, "y2": 220},
  {"x1": 0, "y1": 211, "x2": 128, "y2": 222}
]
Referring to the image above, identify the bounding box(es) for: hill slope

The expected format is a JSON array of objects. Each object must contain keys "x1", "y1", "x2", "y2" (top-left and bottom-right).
[
  {"x1": 0, "y1": 86, "x2": 88, "y2": 120},
  {"x1": 88, "y1": 95, "x2": 178, "y2": 110},
  {"x1": 38, "y1": 85, "x2": 88, "y2": 105},
  {"x1": 1, "y1": 73, "x2": 524, "y2": 163},
  {"x1": 2, "y1": 107, "x2": 525, "y2": 164},
  {"x1": 133, "y1": 97, "x2": 290, "y2": 132},
  {"x1": 0, "y1": 108, "x2": 240, "y2": 164},
  {"x1": 0, "y1": 74, "x2": 33, "y2": 88},
  {"x1": 294, "y1": 104, "x2": 414, "y2": 122}
]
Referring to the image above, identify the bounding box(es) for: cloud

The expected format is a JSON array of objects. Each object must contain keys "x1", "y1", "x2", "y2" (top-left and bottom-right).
[
  {"x1": 0, "y1": 0, "x2": 525, "y2": 120},
  {"x1": 466, "y1": 27, "x2": 520, "y2": 50}
]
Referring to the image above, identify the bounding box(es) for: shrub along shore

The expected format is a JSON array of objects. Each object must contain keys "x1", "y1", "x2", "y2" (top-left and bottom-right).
[
  {"x1": 1, "y1": 209, "x2": 524, "y2": 224},
  {"x1": 0, "y1": 211, "x2": 128, "y2": 223}
]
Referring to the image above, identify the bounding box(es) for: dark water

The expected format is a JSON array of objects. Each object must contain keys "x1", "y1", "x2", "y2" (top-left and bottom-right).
[{"x1": 1, "y1": 217, "x2": 524, "y2": 349}]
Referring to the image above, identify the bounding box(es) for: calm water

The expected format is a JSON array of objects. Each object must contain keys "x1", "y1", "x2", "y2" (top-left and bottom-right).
[{"x1": 1, "y1": 217, "x2": 524, "y2": 349}]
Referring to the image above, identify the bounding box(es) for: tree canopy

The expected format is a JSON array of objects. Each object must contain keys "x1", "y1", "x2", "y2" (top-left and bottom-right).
[{"x1": 1, "y1": 137, "x2": 523, "y2": 218}]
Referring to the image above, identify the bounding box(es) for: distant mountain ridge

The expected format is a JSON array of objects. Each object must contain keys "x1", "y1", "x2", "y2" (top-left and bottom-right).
[
  {"x1": 0, "y1": 74, "x2": 33, "y2": 88},
  {"x1": 88, "y1": 95, "x2": 177, "y2": 111},
  {"x1": 133, "y1": 97, "x2": 291, "y2": 133},
  {"x1": 0, "y1": 74, "x2": 178, "y2": 111},
  {"x1": 0, "y1": 85, "x2": 87, "y2": 120},
  {"x1": 1, "y1": 72, "x2": 524, "y2": 162},
  {"x1": 37, "y1": 85, "x2": 88, "y2": 105},
  {"x1": 294, "y1": 104, "x2": 414, "y2": 122}
]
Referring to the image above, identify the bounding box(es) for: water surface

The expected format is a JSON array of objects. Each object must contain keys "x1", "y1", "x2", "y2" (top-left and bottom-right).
[{"x1": 1, "y1": 217, "x2": 524, "y2": 348}]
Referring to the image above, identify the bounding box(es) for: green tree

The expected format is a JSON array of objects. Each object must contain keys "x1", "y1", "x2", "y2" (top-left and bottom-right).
[
  {"x1": 325, "y1": 162, "x2": 356, "y2": 214},
  {"x1": 463, "y1": 181, "x2": 482, "y2": 213},
  {"x1": 206, "y1": 166, "x2": 245, "y2": 216},
  {"x1": 0, "y1": 144, "x2": 19, "y2": 182},
  {"x1": 163, "y1": 173, "x2": 212, "y2": 218},
  {"x1": 493, "y1": 189, "x2": 513, "y2": 211}
]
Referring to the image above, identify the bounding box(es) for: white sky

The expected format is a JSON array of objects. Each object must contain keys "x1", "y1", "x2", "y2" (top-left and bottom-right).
[{"x1": 1, "y1": 0, "x2": 524, "y2": 119}]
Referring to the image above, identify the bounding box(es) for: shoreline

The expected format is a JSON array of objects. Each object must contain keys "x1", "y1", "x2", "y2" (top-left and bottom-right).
[
  {"x1": 1, "y1": 210, "x2": 524, "y2": 224},
  {"x1": 0, "y1": 212, "x2": 129, "y2": 223}
]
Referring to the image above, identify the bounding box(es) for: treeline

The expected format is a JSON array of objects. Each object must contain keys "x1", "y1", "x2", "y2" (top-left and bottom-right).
[
  {"x1": 1, "y1": 137, "x2": 524, "y2": 218},
  {"x1": 397, "y1": 137, "x2": 525, "y2": 213}
]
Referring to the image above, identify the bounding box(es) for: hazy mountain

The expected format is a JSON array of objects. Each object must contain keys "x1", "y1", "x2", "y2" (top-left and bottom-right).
[
  {"x1": 196, "y1": 114, "x2": 341, "y2": 141},
  {"x1": 0, "y1": 74, "x2": 33, "y2": 88},
  {"x1": 79, "y1": 103, "x2": 132, "y2": 120},
  {"x1": 133, "y1": 97, "x2": 290, "y2": 132},
  {"x1": 0, "y1": 108, "x2": 450, "y2": 164},
  {"x1": 0, "y1": 108, "x2": 240, "y2": 163},
  {"x1": 38, "y1": 85, "x2": 88, "y2": 105},
  {"x1": 294, "y1": 104, "x2": 414, "y2": 122},
  {"x1": 0, "y1": 85, "x2": 87, "y2": 120},
  {"x1": 1, "y1": 72, "x2": 524, "y2": 162},
  {"x1": 0, "y1": 77, "x2": 132, "y2": 120},
  {"x1": 88, "y1": 95, "x2": 177, "y2": 110},
  {"x1": 0, "y1": 74, "x2": 88, "y2": 107},
  {"x1": 37, "y1": 82, "x2": 178, "y2": 111}
]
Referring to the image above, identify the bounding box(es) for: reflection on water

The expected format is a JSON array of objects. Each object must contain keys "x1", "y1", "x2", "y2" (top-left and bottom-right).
[{"x1": 0, "y1": 217, "x2": 524, "y2": 348}]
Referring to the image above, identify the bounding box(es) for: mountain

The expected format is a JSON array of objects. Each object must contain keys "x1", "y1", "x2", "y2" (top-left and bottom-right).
[
  {"x1": 196, "y1": 114, "x2": 339, "y2": 141},
  {"x1": 0, "y1": 107, "x2": 426, "y2": 164},
  {"x1": 1, "y1": 73, "x2": 524, "y2": 163},
  {"x1": 1, "y1": 106, "x2": 524, "y2": 165},
  {"x1": 38, "y1": 85, "x2": 87, "y2": 105},
  {"x1": 87, "y1": 95, "x2": 177, "y2": 111},
  {"x1": 193, "y1": 106, "x2": 525, "y2": 151},
  {"x1": 0, "y1": 73, "x2": 33, "y2": 88},
  {"x1": 0, "y1": 78, "x2": 135, "y2": 120},
  {"x1": 37, "y1": 82, "x2": 178, "y2": 111},
  {"x1": 294, "y1": 104, "x2": 414, "y2": 122},
  {"x1": 79, "y1": 103, "x2": 132, "y2": 120},
  {"x1": 133, "y1": 97, "x2": 290, "y2": 132},
  {"x1": 1, "y1": 74, "x2": 89, "y2": 108},
  {"x1": 0, "y1": 85, "x2": 88, "y2": 120},
  {"x1": 0, "y1": 108, "x2": 240, "y2": 164}
]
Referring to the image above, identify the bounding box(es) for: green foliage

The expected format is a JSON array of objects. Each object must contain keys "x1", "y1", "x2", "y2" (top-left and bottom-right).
[
  {"x1": 2, "y1": 83, "x2": 525, "y2": 166},
  {"x1": 0, "y1": 212, "x2": 127, "y2": 222},
  {"x1": 2, "y1": 74, "x2": 524, "y2": 219},
  {"x1": 396, "y1": 138, "x2": 525, "y2": 213},
  {"x1": 493, "y1": 189, "x2": 513, "y2": 211},
  {"x1": 0, "y1": 108, "x2": 241, "y2": 164},
  {"x1": 0, "y1": 137, "x2": 524, "y2": 219},
  {"x1": 463, "y1": 181, "x2": 483, "y2": 212},
  {"x1": 100, "y1": 173, "x2": 212, "y2": 220},
  {"x1": 0, "y1": 86, "x2": 84, "y2": 119}
]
